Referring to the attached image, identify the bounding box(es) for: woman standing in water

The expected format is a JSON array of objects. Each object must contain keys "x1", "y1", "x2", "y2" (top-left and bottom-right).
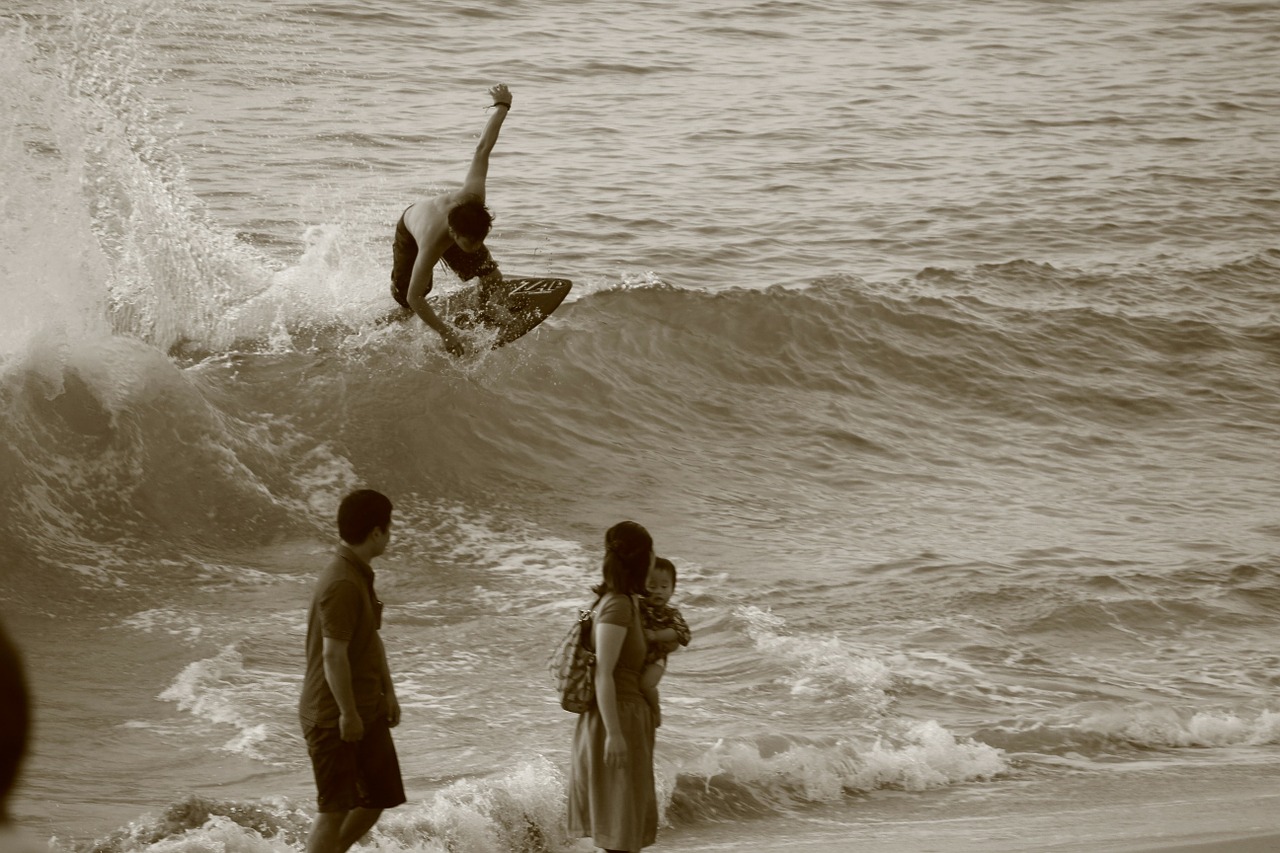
[{"x1": 568, "y1": 521, "x2": 658, "y2": 852}]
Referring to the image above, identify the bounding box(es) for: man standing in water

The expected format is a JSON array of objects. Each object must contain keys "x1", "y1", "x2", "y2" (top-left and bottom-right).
[
  {"x1": 390, "y1": 83, "x2": 514, "y2": 357},
  {"x1": 299, "y1": 489, "x2": 405, "y2": 853}
]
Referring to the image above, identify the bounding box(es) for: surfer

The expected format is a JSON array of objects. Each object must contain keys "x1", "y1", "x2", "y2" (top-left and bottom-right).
[{"x1": 390, "y1": 83, "x2": 514, "y2": 357}]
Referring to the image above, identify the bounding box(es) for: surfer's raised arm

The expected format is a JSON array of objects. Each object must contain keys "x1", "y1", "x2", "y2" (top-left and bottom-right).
[
  {"x1": 461, "y1": 84, "x2": 512, "y2": 200},
  {"x1": 387, "y1": 84, "x2": 516, "y2": 357}
]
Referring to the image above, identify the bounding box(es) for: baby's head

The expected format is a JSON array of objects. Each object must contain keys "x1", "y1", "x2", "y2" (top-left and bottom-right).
[{"x1": 646, "y1": 557, "x2": 677, "y2": 607}]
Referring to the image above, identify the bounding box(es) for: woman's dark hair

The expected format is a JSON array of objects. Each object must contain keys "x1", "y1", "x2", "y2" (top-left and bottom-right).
[
  {"x1": 652, "y1": 557, "x2": 677, "y2": 590},
  {"x1": 594, "y1": 521, "x2": 652, "y2": 596},
  {"x1": 0, "y1": 619, "x2": 29, "y2": 822},
  {"x1": 337, "y1": 489, "x2": 393, "y2": 545}
]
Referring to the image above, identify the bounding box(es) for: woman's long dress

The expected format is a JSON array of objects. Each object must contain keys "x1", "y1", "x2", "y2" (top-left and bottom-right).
[{"x1": 567, "y1": 592, "x2": 657, "y2": 852}]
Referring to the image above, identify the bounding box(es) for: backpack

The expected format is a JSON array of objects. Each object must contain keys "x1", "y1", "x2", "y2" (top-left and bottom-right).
[{"x1": 550, "y1": 595, "x2": 603, "y2": 713}]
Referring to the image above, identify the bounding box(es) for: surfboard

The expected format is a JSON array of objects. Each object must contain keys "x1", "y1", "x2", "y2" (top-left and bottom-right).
[
  {"x1": 385, "y1": 277, "x2": 573, "y2": 350},
  {"x1": 441, "y1": 277, "x2": 572, "y2": 349}
]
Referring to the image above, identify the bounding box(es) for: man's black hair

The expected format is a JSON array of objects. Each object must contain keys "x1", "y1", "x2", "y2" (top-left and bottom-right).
[{"x1": 337, "y1": 489, "x2": 393, "y2": 545}]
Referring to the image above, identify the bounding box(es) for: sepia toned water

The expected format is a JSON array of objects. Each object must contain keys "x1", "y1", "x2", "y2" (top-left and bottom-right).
[{"x1": 1, "y1": 0, "x2": 1278, "y2": 850}]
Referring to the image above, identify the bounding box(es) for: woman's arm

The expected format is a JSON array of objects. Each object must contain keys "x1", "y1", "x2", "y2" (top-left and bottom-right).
[
  {"x1": 593, "y1": 615, "x2": 629, "y2": 769},
  {"x1": 460, "y1": 84, "x2": 512, "y2": 200}
]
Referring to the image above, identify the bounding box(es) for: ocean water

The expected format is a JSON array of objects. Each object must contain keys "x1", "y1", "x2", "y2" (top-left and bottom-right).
[{"x1": 1, "y1": 0, "x2": 1278, "y2": 851}]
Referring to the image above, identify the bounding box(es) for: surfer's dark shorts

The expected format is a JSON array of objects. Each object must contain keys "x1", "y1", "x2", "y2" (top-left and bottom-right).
[
  {"x1": 390, "y1": 213, "x2": 417, "y2": 310},
  {"x1": 390, "y1": 210, "x2": 502, "y2": 309},
  {"x1": 303, "y1": 717, "x2": 406, "y2": 813}
]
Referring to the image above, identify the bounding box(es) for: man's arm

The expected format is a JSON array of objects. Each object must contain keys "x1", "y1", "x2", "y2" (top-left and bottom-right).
[
  {"x1": 321, "y1": 636, "x2": 363, "y2": 742},
  {"x1": 406, "y1": 250, "x2": 464, "y2": 356},
  {"x1": 460, "y1": 84, "x2": 512, "y2": 200}
]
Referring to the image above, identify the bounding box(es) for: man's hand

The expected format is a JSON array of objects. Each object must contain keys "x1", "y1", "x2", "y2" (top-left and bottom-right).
[
  {"x1": 338, "y1": 711, "x2": 364, "y2": 743},
  {"x1": 489, "y1": 83, "x2": 512, "y2": 108},
  {"x1": 439, "y1": 327, "x2": 466, "y2": 357}
]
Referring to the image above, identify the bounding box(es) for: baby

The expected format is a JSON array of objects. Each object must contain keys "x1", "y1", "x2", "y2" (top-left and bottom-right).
[{"x1": 638, "y1": 557, "x2": 691, "y2": 726}]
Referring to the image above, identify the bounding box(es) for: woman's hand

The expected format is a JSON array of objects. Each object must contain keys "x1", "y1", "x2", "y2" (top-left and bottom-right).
[{"x1": 604, "y1": 731, "x2": 629, "y2": 768}]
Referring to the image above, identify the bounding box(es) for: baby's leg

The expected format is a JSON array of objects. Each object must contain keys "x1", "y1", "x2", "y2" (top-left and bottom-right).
[
  {"x1": 641, "y1": 685, "x2": 662, "y2": 728},
  {"x1": 640, "y1": 661, "x2": 665, "y2": 692},
  {"x1": 640, "y1": 660, "x2": 665, "y2": 727}
]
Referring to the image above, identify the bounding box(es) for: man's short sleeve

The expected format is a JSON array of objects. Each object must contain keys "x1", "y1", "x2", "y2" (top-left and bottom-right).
[{"x1": 318, "y1": 579, "x2": 362, "y2": 640}]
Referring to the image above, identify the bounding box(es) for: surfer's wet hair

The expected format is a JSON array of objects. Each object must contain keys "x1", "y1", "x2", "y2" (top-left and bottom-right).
[
  {"x1": 595, "y1": 520, "x2": 653, "y2": 597},
  {"x1": 448, "y1": 198, "x2": 494, "y2": 242},
  {"x1": 338, "y1": 489, "x2": 393, "y2": 545}
]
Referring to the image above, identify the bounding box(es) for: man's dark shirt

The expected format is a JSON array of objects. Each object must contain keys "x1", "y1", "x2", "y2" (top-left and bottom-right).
[{"x1": 299, "y1": 546, "x2": 386, "y2": 727}]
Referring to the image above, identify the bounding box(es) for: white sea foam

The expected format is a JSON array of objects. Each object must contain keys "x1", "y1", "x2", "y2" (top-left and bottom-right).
[
  {"x1": 143, "y1": 816, "x2": 285, "y2": 853},
  {"x1": 122, "y1": 609, "x2": 205, "y2": 644},
  {"x1": 737, "y1": 604, "x2": 899, "y2": 714},
  {"x1": 681, "y1": 722, "x2": 1007, "y2": 806},
  {"x1": 1080, "y1": 705, "x2": 1280, "y2": 749},
  {"x1": 387, "y1": 495, "x2": 591, "y2": 604},
  {"x1": 158, "y1": 645, "x2": 293, "y2": 763},
  {"x1": 366, "y1": 757, "x2": 577, "y2": 853}
]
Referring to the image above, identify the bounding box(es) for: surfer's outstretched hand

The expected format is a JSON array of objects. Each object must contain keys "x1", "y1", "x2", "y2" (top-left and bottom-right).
[
  {"x1": 440, "y1": 327, "x2": 466, "y2": 358},
  {"x1": 489, "y1": 83, "x2": 512, "y2": 108}
]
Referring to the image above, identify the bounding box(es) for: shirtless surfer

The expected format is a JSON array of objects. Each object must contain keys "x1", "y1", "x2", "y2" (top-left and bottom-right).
[{"x1": 390, "y1": 84, "x2": 514, "y2": 357}]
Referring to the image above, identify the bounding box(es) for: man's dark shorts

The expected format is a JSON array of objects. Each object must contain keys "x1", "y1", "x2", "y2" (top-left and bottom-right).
[
  {"x1": 390, "y1": 213, "x2": 418, "y2": 310},
  {"x1": 390, "y1": 209, "x2": 501, "y2": 310},
  {"x1": 303, "y1": 717, "x2": 406, "y2": 813}
]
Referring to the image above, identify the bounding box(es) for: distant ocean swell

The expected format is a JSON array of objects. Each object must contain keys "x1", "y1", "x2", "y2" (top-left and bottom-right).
[
  {"x1": 733, "y1": 600, "x2": 1280, "y2": 755},
  {"x1": 975, "y1": 707, "x2": 1280, "y2": 756},
  {"x1": 6, "y1": 0, "x2": 1278, "y2": 597},
  {"x1": 4, "y1": 259, "x2": 1278, "y2": 596}
]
